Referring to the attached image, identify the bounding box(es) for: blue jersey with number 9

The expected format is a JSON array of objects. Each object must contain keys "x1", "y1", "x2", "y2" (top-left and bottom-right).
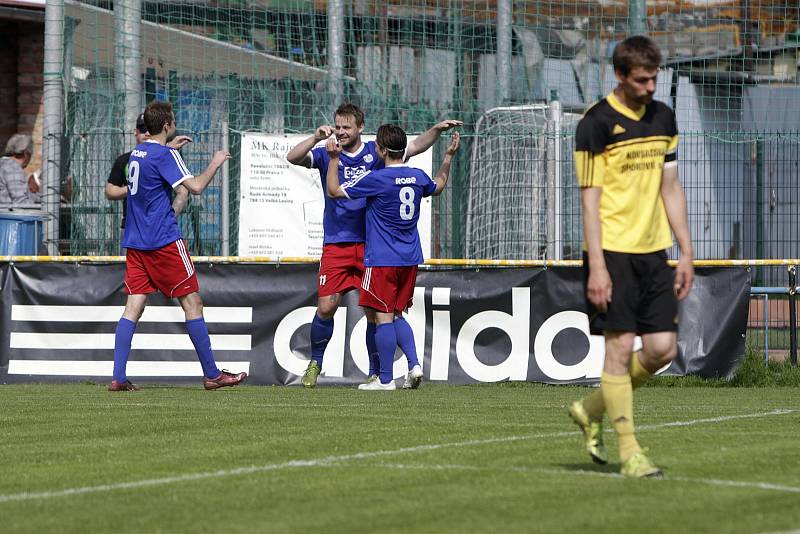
[
  {"x1": 122, "y1": 140, "x2": 192, "y2": 250},
  {"x1": 342, "y1": 164, "x2": 436, "y2": 266}
]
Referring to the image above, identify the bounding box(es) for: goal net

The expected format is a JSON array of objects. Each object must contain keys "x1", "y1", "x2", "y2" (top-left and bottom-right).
[{"x1": 465, "y1": 104, "x2": 582, "y2": 261}]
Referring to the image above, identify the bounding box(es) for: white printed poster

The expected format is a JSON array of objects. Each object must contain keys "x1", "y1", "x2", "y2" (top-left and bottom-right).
[{"x1": 238, "y1": 133, "x2": 433, "y2": 258}]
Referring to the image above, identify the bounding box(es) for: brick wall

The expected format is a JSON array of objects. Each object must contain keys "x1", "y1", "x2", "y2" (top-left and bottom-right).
[
  {"x1": 16, "y1": 23, "x2": 44, "y2": 175},
  {"x1": 0, "y1": 25, "x2": 19, "y2": 151}
]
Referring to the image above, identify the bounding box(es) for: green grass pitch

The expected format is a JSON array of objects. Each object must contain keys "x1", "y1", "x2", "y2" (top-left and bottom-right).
[{"x1": 1, "y1": 383, "x2": 798, "y2": 533}]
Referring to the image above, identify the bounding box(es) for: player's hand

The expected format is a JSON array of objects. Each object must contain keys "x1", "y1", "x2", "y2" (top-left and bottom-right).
[
  {"x1": 168, "y1": 135, "x2": 193, "y2": 150},
  {"x1": 587, "y1": 267, "x2": 613, "y2": 313},
  {"x1": 445, "y1": 132, "x2": 461, "y2": 156},
  {"x1": 314, "y1": 125, "x2": 334, "y2": 141},
  {"x1": 211, "y1": 150, "x2": 231, "y2": 168},
  {"x1": 325, "y1": 136, "x2": 341, "y2": 158},
  {"x1": 435, "y1": 119, "x2": 463, "y2": 131},
  {"x1": 674, "y1": 254, "x2": 694, "y2": 300}
]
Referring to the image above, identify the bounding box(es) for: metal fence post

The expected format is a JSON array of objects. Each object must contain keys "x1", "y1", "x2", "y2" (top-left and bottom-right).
[
  {"x1": 43, "y1": 0, "x2": 64, "y2": 255},
  {"x1": 496, "y1": 0, "x2": 511, "y2": 105},
  {"x1": 789, "y1": 265, "x2": 797, "y2": 366},
  {"x1": 764, "y1": 293, "x2": 769, "y2": 367},
  {"x1": 221, "y1": 121, "x2": 230, "y2": 257},
  {"x1": 114, "y1": 0, "x2": 142, "y2": 152},
  {"x1": 546, "y1": 90, "x2": 562, "y2": 260},
  {"x1": 327, "y1": 0, "x2": 344, "y2": 100}
]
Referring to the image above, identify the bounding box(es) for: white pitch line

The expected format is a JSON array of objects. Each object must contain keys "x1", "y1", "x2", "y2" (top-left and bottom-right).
[
  {"x1": 636, "y1": 408, "x2": 796, "y2": 431},
  {"x1": 363, "y1": 462, "x2": 800, "y2": 495},
  {"x1": 0, "y1": 408, "x2": 794, "y2": 504}
]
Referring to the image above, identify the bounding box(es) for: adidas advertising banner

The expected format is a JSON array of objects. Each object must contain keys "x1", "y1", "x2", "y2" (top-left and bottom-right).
[{"x1": 0, "y1": 262, "x2": 749, "y2": 385}]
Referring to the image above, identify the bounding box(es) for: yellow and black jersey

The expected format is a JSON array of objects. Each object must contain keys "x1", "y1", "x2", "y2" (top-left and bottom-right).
[{"x1": 574, "y1": 91, "x2": 678, "y2": 254}]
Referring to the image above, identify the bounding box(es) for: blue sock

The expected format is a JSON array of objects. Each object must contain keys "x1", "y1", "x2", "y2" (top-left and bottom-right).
[
  {"x1": 186, "y1": 317, "x2": 220, "y2": 379},
  {"x1": 366, "y1": 322, "x2": 379, "y2": 377},
  {"x1": 113, "y1": 317, "x2": 136, "y2": 383},
  {"x1": 393, "y1": 316, "x2": 419, "y2": 369},
  {"x1": 310, "y1": 314, "x2": 334, "y2": 367},
  {"x1": 375, "y1": 323, "x2": 397, "y2": 384}
]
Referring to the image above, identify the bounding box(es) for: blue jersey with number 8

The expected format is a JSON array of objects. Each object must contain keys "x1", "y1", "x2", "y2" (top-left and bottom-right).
[
  {"x1": 341, "y1": 164, "x2": 436, "y2": 266},
  {"x1": 122, "y1": 140, "x2": 192, "y2": 250}
]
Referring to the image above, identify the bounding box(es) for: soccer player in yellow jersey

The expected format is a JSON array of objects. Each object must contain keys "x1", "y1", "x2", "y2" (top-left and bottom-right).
[{"x1": 569, "y1": 35, "x2": 694, "y2": 478}]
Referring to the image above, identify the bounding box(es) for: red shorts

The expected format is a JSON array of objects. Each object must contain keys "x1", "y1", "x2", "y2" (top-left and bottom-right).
[
  {"x1": 124, "y1": 239, "x2": 199, "y2": 298},
  {"x1": 359, "y1": 265, "x2": 418, "y2": 313},
  {"x1": 318, "y1": 242, "x2": 365, "y2": 297}
]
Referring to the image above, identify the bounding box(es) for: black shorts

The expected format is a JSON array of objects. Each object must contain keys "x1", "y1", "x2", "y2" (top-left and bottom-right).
[{"x1": 583, "y1": 250, "x2": 678, "y2": 336}]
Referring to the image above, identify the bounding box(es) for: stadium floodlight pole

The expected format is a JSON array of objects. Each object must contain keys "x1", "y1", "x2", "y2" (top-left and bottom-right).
[
  {"x1": 221, "y1": 121, "x2": 230, "y2": 256},
  {"x1": 43, "y1": 0, "x2": 64, "y2": 255},
  {"x1": 628, "y1": 0, "x2": 648, "y2": 36},
  {"x1": 114, "y1": 0, "x2": 142, "y2": 153},
  {"x1": 496, "y1": 0, "x2": 512, "y2": 105},
  {"x1": 327, "y1": 0, "x2": 345, "y2": 104}
]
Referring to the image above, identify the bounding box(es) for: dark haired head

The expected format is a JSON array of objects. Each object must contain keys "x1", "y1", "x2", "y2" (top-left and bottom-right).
[
  {"x1": 334, "y1": 103, "x2": 365, "y2": 127},
  {"x1": 135, "y1": 113, "x2": 148, "y2": 134},
  {"x1": 612, "y1": 35, "x2": 662, "y2": 76},
  {"x1": 376, "y1": 124, "x2": 407, "y2": 158},
  {"x1": 144, "y1": 100, "x2": 174, "y2": 136}
]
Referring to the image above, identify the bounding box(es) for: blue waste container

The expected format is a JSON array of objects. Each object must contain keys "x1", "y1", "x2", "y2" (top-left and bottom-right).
[{"x1": 0, "y1": 212, "x2": 46, "y2": 255}]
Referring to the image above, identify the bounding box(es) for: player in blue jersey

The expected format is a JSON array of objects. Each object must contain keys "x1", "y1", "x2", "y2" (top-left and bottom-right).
[
  {"x1": 324, "y1": 124, "x2": 460, "y2": 390},
  {"x1": 286, "y1": 103, "x2": 461, "y2": 387},
  {"x1": 108, "y1": 100, "x2": 247, "y2": 391}
]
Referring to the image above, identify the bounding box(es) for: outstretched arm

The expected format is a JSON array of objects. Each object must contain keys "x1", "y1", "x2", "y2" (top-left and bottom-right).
[
  {"x1": 661, "y1": 165, "x2": 694, "y2": 300},
  {"x1": 286, "y1": 125, "x2": 334, "y2": 167},
  {"x1": 432, "y1": 133, "x2": 460, "y2": 196},
  {"x1": 406, "y1": 119, "x2": 463, "y2": 159},
  {"x1": 181, "y1": 151, "x2": 230, "y2": 195},
  {"x1": 325, "y1": 138, "x2": 346, "y2": 198}
]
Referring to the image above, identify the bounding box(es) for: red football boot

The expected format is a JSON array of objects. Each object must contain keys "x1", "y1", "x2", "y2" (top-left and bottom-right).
[
  {"x1": 108, "y1": 379, "x2": 139, "y2": 391},
  {"x1": 203, "y1": 370, "x2": 247, "y2": 390}
]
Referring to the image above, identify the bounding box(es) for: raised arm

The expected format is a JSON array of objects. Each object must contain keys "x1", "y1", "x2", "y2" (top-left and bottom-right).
[
  {"x1": 661, "y1": 164, "x2": 694, "y2": 300},
  {"x1": 431, "y1": 133, "x2": 460, "y2": 196},
  {"x1": 406, "y1": 119, "x2": 463, "y2": 159},
  {"x1": 325, "y1": 137, "x2": 346, "y2": 198},
  {"x1": 286, "y1": 125, "x2": 334, "y2": 167},
  {"x1": 167, "y1": 135, "x2": 193, "y2": 150},
  {"x1": 181, "y1": 151, "x2": 230, "y2": 195}
]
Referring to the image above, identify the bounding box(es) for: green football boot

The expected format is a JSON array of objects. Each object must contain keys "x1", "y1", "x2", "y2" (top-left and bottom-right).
[
  {"x1": 568, "y1": 400, "x2": 608, "y2": 465},
  {"x1": 301, "y1": 361, "x2": 321, "y2": 388},
  {"x1": 621, "y1": 450, "x2": 663, "y2": 478}
]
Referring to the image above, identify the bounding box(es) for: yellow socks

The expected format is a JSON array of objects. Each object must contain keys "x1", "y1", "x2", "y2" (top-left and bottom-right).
[
  {"x1": 581, "y1": 351, "x2": 654, "y2": 420},
  {"x1": 582, "y1": 387, "x2": 606, "y2": 421},
  {"x1": 630, "y1": 352, "x2": 654, "y2": 388},
  {"x1": 601, "y1": 372, "x2": 640, "y2": 462}
]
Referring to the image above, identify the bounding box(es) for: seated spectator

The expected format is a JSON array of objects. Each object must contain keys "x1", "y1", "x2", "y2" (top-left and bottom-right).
[{"x1": 0, "y1": 134, "x2": 39, "y2": 207}]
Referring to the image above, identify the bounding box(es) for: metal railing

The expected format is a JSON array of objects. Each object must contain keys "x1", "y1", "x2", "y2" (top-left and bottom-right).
[{"x1": 749, "y1": 264, "x2": 800, "y2": 367}]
